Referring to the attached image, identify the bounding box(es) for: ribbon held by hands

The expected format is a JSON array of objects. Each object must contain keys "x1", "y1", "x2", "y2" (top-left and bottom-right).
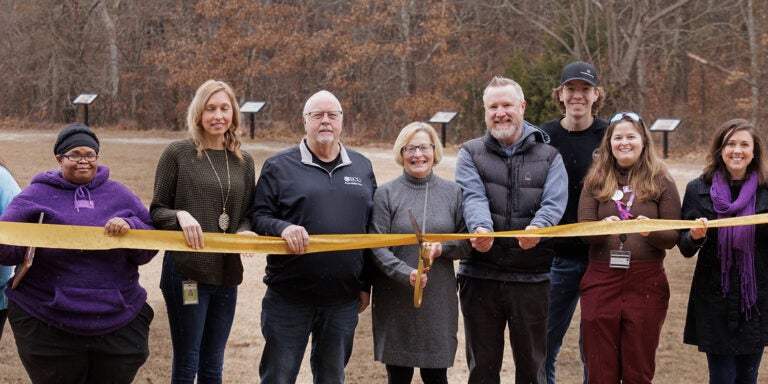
[{"x1": 1, "y1": 213, "x2": 767, "y2": 255}]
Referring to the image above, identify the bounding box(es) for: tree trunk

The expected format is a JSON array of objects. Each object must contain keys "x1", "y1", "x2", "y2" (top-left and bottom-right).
[
  {"x1": 670, "y1": 10, "x2": 690, "y2": 120},
  {"x1": 745, "y1": 0, "x2": 760, "y2": 125},
  {"x1": 98, "y1": 0, "x2": 119, "y2": 100}
]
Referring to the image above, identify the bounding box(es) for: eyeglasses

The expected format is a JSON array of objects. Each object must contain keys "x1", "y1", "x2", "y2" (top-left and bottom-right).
[
  {"x1": 402, "y1": 144, "x2": 435, "y2": 155},
  {"x1": 304, "y1": 111, "x2": 343, "y2": 121},
  {"x1": 60, "y1": 153, "x2": 99, "y2": 162},
  {"x1": 610, "y1": 112, "x2": 641, "y2": 125}
]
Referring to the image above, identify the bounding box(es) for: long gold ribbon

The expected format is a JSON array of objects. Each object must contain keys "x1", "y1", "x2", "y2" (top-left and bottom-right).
[
  {"x1": 426, "y1": 213, "x2": 768, "y2": 242},
  {"x1": 1, "y1": 213, "x2": 767, "y2": 255}
]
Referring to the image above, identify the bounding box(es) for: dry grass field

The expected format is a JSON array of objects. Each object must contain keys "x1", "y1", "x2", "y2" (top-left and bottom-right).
[{"x1": 0, "y1": 126, "x2": 766, "y2": 383}]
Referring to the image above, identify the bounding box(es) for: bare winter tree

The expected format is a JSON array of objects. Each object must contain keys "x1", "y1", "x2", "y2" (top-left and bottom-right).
[{"x1": 1, "y1": 0, "x2": 764, "y2": 146}]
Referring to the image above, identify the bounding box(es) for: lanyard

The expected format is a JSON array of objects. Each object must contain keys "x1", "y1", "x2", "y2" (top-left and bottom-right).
[
  {"x1": 610, "y1": 186, "x2": 633, "y2": 258},
  {"x1": 612, "y1": 185, "x2": 635, "y2": 221},
  {"x1": 615, "y1": 193, "x2": 635, "y2": 220}
]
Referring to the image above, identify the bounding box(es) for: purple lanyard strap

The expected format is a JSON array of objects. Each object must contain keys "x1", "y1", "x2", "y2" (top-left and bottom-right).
[{"x1": 615, "y1": 192, "x2": 635, "y2": 220}]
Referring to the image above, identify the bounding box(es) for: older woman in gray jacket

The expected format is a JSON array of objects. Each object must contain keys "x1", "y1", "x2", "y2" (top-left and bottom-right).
[{"x1": 369, "y1": 122, "x2": 470, "y2": 384}]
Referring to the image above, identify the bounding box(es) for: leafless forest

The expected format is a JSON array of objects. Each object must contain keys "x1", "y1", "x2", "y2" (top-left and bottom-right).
[{"x1": 0, "y1": 0, "x2": 765, "y2": 149}]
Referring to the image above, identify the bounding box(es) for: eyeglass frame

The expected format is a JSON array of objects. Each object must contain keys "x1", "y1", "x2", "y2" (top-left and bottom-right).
[
  {"x1": 59, "y1": 153, "x2": 99, "y2": 162},
  {"x1": 304, "y1": 111, "x2": 343, "y2": 121},
  {"x1": 401, "y1": 143, "x2": 435, "y2": 155}
]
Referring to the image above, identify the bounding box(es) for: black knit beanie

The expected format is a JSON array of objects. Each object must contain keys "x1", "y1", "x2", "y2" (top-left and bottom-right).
[{"x1": 53, "y1": 124, "x2": 100, "y2": 155}]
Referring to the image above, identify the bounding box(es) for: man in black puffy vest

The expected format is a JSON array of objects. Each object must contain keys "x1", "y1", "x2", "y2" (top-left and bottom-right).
[{"x1": 454, "y1": 76, "x2": 567, "y2": 384}]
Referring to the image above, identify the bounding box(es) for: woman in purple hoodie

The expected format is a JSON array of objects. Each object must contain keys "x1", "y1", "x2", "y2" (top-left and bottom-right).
[{"x1": 0, "y1": 124, "x2": 157, "y2": 384}]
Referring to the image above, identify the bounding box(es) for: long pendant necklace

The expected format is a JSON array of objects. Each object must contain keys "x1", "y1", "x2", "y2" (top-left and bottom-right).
[{"x1": 204, "y1": 149, "x2": 231, "y2": 231}]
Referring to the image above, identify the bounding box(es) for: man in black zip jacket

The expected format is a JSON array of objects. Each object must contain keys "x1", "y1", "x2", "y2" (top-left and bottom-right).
[{"x1": 252, "y1": 90, "x2": 377, "y2": 384}]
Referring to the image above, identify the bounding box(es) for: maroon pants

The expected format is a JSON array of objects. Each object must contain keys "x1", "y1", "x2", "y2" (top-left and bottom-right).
[{"x1": 579, "y1": 259, "x2": 669, "y2": 384}]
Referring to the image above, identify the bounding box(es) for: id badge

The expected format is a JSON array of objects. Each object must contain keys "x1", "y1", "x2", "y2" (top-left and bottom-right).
[
  {"x1": 609, "y1": 250, "x2": 631, "y2": 269},
  {"x1": 182, "y1": 280, "x2": 199, "y2": 305}
]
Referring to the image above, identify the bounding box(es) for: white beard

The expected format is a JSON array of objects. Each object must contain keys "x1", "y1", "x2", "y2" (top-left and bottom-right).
[{"x1": 490, "y1": 124, "x2": 519, "y2": 143}]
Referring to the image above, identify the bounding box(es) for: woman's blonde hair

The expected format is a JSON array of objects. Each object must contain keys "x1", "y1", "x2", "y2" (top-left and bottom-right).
[
  {"x1": 186, "y1": 79, "x2": 244, "y2": 163},
  {"x1": 392, "y1": 122, "x2": 444, "y2": 167},
  {"x1": 583, "y1": 113, "x2": 669, "y2": 201}
]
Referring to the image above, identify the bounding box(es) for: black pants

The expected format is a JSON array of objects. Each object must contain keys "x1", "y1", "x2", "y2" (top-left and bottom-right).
[
  {"x1": 8, "y1": 301, "x2": 153, "y2": 384},
  {"x1": 0, "y1": 308, "x2": 7, "y2": 342},
  {"x1": 459, "y1": 276, "x2": 549, "y2": 384},
  {"x1": 386, "y1": 364, "x2": 448, "y2": 384}
]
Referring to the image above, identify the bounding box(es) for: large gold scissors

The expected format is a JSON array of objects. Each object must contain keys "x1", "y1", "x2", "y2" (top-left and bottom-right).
[{"x1": 408, "y1": 209, "x2": 431, "y2": 308}]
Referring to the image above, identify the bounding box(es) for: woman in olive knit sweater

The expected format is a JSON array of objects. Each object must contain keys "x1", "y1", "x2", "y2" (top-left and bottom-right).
[{"x1": 150, "y1": 80, "x2": 256, "y2": 384}]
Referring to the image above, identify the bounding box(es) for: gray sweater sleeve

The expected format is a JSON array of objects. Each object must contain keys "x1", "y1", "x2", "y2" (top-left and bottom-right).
[
  {"x1": 439, "y1": 184, "x2": 471, "y2": 261},
  {"x1": 370, "y1": 183, "x2": 415, "y2": 287}
]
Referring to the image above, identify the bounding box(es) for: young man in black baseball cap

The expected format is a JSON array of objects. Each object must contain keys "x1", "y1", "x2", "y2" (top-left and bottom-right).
[{"x1": 539, "y1": 61, "x2": 608, "y2": 384}]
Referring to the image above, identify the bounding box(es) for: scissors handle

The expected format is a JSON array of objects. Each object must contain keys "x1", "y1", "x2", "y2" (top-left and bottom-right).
[
  {"x1": 413, "y1": 243, "x2": 430, "y2": 308},
  {"x1": 414, "y1": 257, "x2": 424, "y2": 308}
]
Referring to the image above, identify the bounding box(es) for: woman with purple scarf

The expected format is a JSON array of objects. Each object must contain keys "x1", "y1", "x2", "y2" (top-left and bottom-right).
[{"x1": 679, "y1": 118, "x2": 768, "y2": 384}]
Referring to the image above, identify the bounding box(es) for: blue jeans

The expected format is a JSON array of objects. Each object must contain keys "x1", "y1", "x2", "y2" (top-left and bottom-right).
[
  {"x1": 546, "y1": 256, "x2": 588, "y2": 384},
  {"x1": 160, "y1": 255, "x2": 237, "y2": 384},
  {"x1": 706, "y1": 351, "x2": 763, "y2": 384},
  {"x1": 259, "y1": 288, "x2": 360, "y2": 384}
]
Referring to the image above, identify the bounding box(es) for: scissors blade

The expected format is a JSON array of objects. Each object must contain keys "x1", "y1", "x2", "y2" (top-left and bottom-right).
[
  {"x1": 408, "y1": 209, "x2": 423, "y2": 245},
  {"x1": 11, "y1": 247, "x2": 35, "y2": 289},
  {"x1": 11, "y1": 212, "x2": 44, "y2": 289}
]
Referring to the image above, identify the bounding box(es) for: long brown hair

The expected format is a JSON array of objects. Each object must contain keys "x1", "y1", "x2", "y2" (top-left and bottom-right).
[
  {"x1": 583, "y1": 112, "x2": 670, "y2": 201},
  {"x1": 702, "y1": 118, "x2": 768, "y2": 186},
  {"x1": 186, "y1": 79, "x2": 244, "y2": 163}
]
